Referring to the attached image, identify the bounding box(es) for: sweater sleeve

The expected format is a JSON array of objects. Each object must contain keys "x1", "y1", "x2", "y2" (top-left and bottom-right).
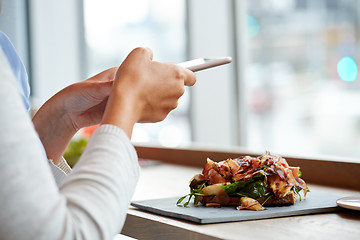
[
  {"x1": 60, "y1": 124, "x2": 139, "y2": 239},
  {"x1": 48, "y1": 157, "x2": 72, "y2": 186},
  {"x1": 0, "y1": 48, "x2": 139, "y2": 240}
]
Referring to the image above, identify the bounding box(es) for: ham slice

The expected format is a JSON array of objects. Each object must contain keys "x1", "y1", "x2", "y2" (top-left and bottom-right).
[{"x1": 198, "y1": 152, "x2": 308, "y2": 204}]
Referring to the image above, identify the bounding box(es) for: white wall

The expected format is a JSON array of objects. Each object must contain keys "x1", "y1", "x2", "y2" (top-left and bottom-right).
[
  {"x1": 28, "y1": 0, "x2": 85, "y2": 106},
  {"x1": 187, "y1": 0, "x2": 242, "y2": 146}
]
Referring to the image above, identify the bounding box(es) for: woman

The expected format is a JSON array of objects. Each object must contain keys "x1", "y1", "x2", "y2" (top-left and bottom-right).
[{"x1": 0, "y1": 30, "x2": 196, "y2": 239}]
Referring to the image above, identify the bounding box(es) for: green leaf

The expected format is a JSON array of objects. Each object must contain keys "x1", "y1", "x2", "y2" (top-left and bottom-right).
[
  {"x1": 220, "y1": 182, "x2": 239, "y2": 194},
  {"x1": 178, "y1": 166, "x2": 274, "y2": 207},
  {"x1": 176, "y1": 195, "x2": 188, "y2": 205},
  {"x1": 292, "y1": 186, "x2": 303, "y2": 201},
  {"x1": 184, "y1": 195, "x2": 192, "y2": 207},
  {"x1": 221, "y1": 173, "x2": 267, "y2": 199},
  {"x1": 231, "y1": 192, "x2": 248, "y2": 197},
  {"x1": 241, "y1": 180, "x2": 267, "y2": 198},
  {"x1": 261, "y1": 193, "x2": 273, "y2": 206},
  {"x1": 176, "y1": 182, "x2": 207, "y2": 206}
]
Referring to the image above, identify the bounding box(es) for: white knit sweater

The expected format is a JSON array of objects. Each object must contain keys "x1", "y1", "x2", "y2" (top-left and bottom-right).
[{"x1": 0, "y1": 47, "x2": 139, "y2": 240}]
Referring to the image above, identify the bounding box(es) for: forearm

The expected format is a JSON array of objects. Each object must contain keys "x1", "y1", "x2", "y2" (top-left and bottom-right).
[
  {"x1": 32, "y1": 95, "x2": 77, "y2": 164},
  {"x1": 59, "y1": 125, "x2": 139, "y2": 239}
]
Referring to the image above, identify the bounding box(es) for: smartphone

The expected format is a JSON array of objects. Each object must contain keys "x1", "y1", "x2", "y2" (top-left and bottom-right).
[{"x1": 178, "y1": 57, "x2": 232, "y2": 72}]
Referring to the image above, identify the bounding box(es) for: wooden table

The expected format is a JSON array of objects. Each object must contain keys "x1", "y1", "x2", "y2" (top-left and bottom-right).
[{"x1": 121, "y1": 145, "x2": 360, "y2": 240}]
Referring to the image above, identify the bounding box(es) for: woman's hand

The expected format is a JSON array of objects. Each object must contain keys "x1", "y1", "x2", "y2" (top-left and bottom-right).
[
  {"x1": 59, "y1": 67, "x2": 118, "y2": 130},
  {"x1": 33, "y1": 47, "x2": 196, "y2": 163},
  {"x1": 32, "y1": 67, "x2": 117, "y2": 163},
  {"x1": 102, "y1": 47, "x2": 196, "y2": 137}
]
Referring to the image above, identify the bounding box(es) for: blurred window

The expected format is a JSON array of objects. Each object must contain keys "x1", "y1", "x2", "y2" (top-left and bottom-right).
[
  {"x1": 246, "y1": 0, "x2": 360, "y2": 159},
  {"x1": 26, "y1": 0, "x2": 360, "y2": 161},
  {"x1": 83, "y1": 0, "x2": 190, "y2": 147},
  {"x1": 0, "y1": 0, "x2": 30, "y2": 87}
]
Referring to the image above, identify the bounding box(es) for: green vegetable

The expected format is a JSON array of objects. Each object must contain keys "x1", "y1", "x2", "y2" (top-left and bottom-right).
[
  {"x1": 220, "y1": 181, "x2": 244, "y2": 194},
  {"x1": 292, "y1": 186, "x2": 310, "y2": 201},
  {"x1": 177, "y1": 163, "x2": 309, "y2": 207},
  {"x1": 261, "y1": 193, "x2": 273, "y2": 206},
  {"x1": 177, "y1": 168, "x2": 273, "y2": 207},
  {"x1": 221, "y1": 170, "x2": 269, "y2": 199},
  {"x1": 223, "y1": 179, "x2": 267, "y2": 199},
  {"x1": 240, "y1": 180, "x2": 267, "y2": 198},
  {"x1": 177, "y1": 182, "x2": 206, "y2": 207},
  {"x1": 63, "y1": 138, "x2": 88, "y2": 167}
]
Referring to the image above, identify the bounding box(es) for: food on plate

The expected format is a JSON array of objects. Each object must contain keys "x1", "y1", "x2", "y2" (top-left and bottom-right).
[{"x1": 177, "y1": 152, "x2": 309, "y2": 210}]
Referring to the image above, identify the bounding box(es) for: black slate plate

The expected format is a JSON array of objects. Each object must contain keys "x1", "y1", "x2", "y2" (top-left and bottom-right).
[{"x1": 131, "y1": 191, "x2": 342, "y2": 224}]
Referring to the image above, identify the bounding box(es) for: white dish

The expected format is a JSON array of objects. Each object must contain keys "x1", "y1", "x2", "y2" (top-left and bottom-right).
[{"x1": 336, "y1": 196, "x2": 360, "y2": 211}]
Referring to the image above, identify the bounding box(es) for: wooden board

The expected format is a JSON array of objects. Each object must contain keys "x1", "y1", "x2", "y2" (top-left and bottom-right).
[{"x1": 131, "y1": 191, "x2": 342, "y2": 224}]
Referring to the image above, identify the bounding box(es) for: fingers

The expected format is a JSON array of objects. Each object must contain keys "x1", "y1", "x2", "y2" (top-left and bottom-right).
[
  {"x1": 90, "y1": 81, "x2": 113, "y2": 99},
  {"x1": 183, "y1": 68, "x2": 196, "y2": 86},
  {"x1": 126, "y1": 48, "x2": 195, "y2": 87},
  {"x1": 108, "y1": 47, "x2": 196, "y2": 125},
  {"x1": 87, "y1": 67, "x2": 117, "y2": 82},
  {"x1": 159, "y1": 63, "x2": 196, "y2": 87}
]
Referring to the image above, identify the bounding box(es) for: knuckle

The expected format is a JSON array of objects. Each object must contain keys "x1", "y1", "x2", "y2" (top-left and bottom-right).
[
  {"x1": 169, "y1": 100, "x2": 178, "y2": 110},
  {"x1": 132, "y1": 47, "x2": 151, "y2": 57},
  {"x1": 179, "y1": 86, "x2": 185, "y2": 97},
  {"x1": 174, "y1": 66, "x2": 185, "y2": 80},
  {"x1": 173, "y1": 84, "x2": 185, "y2": 99},
  {"x1": 132, "y1": 47, "x2": 146, "y2": 55}
]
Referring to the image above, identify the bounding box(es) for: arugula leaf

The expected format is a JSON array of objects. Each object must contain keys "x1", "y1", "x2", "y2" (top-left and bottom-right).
[
  {"x1": 221, "y1": 177, "x2": 267, "y2": 199},
  {"x1": 178, "y1": 166, "x2": 274, "y2": 206},
  {"x1": 184, "y1": 195, "x2": 192, "y2": 207},
  {"x1": 241, "y1": 180, "x2": 267, "y2": 198},
  {"x1": 220, "y1": 182, "x2": 239, "y2": 194},
  {"x1": 292, "y1": 186, "x2": 303, "y2": 201},
  {"x1": 177, "y1": 182, "x2": 206, "y2": 206},
  {"x1": 261, "y1": 193, "x2": 273, "y2": 206},
  {"x1": 176, "y1": 195, "x2": 187, "y2": 205}
]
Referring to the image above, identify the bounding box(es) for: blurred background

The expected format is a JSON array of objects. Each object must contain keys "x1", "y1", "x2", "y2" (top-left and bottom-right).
[{"x1": 2, "y1": 0, "x2": 360, "y2": 163}]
